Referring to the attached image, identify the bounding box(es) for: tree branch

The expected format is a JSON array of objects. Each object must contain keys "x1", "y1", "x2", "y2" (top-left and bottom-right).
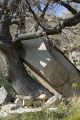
[
  {"x1": 60, "y1": 1, "x2": 77, "y2": 15},
  {"x1": 70, "y1": 0, "x2": 80, "y2": 3},
  {"x1": 25, "y1": 0, "x2": 47, "y2": 31},
  {"x1": 62, "y1": 12, "x2": 80, "y2": 27},
  {"x1": 40, "y1": 0, "x2": 51, "y2": 18},
  {"x1": 26, "y1": 0, "x2": 39, "y2": 24},
  {"x1": 15, "y1": 12, "x2": 80, "y2": 41}
]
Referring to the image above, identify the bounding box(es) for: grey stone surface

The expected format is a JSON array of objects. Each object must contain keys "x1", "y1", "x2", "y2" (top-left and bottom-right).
[
  {"x1": 21, "y1": 39, "x2": 52, "y2": 72},
  {"x1": 69, "y1": 50, "x2": 80, "y2": 70},
  {"x1": 21, "y1": 39, "x2": 80, "y2": 90},
  {"x1": 43, "y1": 59, "x2": 68, "y2": 87},
  {"x1": 0, "y1": 86, "x2": 7, "y2": 105},
  {"x1": 9, "y1": 107, "x2": 42, "y2": 114},
  {"x1": 42, "y1": 95, "x2": 62, "y2": 108},
  {"x1": 1, "y1": 104, "x2": 18, "y2": 112}
]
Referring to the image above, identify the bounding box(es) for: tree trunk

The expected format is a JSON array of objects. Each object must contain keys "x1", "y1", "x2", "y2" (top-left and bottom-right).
[{"x1": 0, "y1": 13, "x2": 52, "y2": 99}]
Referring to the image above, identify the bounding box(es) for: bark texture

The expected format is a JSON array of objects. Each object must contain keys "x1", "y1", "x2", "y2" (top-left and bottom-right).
[
  {"x1": 4, "y1": 46, "x2": 52, "y2": 97},
  {"x1": 0, "y1": 12, "x2": 52, "y2": 99}
]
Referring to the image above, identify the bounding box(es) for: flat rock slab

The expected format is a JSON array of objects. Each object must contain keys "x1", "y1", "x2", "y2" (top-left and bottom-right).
[
  {"x1": 21, "y1": 39, "x2": 80, "y2": 89},
  {"x1": 0, "y1": 104, "x2": 58, "y2": 118},
  {"x1": 22, "y1": 39, "x2": 52, "y2": 72},
  {"x1": 1, "y1": 104, "x2": 42, "y2": 115},
  {"x1": 0, "y1": 86, "x2": 7, "y2": 105}
]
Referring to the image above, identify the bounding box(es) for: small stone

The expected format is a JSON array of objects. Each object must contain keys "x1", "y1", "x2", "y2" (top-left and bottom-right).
[
  {"x1": 15, "y1": 95, "x2": 33, "y2": 107},
  {"x1": 62, "y1": 48, "x2": 67, "y2": 53},
  {"x1": 37, "y1": 94, "x2": 47, "y2": 100},
  {"x1": 15, "y1": 98, "x2": 23, "y2": 107},
  {"x1": 47, "y1": 107, "x2": 58, "y2": 112}
]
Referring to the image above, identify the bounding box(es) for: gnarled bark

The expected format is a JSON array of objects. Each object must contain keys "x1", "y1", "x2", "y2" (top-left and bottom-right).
[
  {"x1": 1, "y1": 46, "x2": 52, "y2": 98},
  {"x1": 0, "y1": 12, "x2": 52, "y2": 99}
]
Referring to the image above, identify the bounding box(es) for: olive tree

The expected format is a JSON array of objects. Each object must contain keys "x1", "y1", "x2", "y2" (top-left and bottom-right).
[{"x1": 0, "y1": 0, "x2": 80, "y2": 98}]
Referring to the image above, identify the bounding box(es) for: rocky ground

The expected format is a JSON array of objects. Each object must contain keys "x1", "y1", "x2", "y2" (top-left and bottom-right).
[
  {"x1": 0, "y1": 96, "x2": 80, "y2": 120},
  {"x1": 0, "y1": 94, "x2": 61, "y2": 119}
]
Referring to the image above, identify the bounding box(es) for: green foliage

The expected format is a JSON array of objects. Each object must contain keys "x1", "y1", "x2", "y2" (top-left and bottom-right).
[
  {"x1": 72, "y1": 82, "x2": 80, "y2": 96},
  {"x1": 0, "y1": 103, "x2": 68, "y2": 120},
  {"x1": 72, "y1": 83, "x2": 80, "y2": 90},
  {"x1": 1, "y1": 111, "x2": 61, "y2": 120},
  {"x1": 1, "y1": 100, "x2": 80, "y2": 120},
  {"x1": 64, "y1": 105, "x2": 80, "y2": 120}
]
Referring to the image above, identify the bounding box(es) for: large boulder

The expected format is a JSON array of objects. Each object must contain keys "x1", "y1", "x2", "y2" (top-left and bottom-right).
[
  {"x1": 21, "y1": 39, "x2": 80, "y2": 98},
  {"x1": 21, "y1": 39, "x2": 80, "y2": 83}
]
